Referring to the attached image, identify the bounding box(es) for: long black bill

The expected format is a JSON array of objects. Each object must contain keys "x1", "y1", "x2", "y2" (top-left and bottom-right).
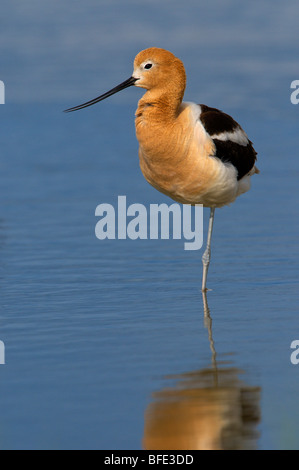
[{"x1": 64, "y1": 76, "x2": 138, "y2": 113}]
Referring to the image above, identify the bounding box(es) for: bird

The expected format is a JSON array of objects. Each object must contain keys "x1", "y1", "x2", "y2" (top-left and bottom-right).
[{"x1": 65, "y1": 47, "x2": 259, "y2": 291}]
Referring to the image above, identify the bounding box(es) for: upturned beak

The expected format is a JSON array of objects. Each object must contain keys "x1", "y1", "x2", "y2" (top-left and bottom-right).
[{"x1": 64, "y1": 76, "x2": 138, "y2": 113}]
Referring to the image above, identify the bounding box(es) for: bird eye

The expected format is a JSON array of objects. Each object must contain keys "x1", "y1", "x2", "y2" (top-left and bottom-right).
[{"x1": 144, "y1": 63, "x2": 152, "y2": 70}]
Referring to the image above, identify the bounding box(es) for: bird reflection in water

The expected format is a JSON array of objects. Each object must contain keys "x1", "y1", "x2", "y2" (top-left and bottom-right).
[{"x1": 143, "y1": 292, "x2": 261, "y2": 450}]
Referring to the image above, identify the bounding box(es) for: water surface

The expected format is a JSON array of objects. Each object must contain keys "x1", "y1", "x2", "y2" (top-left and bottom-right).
[{"x1": 0, "y1": 0, "x2": 299, "y2": 450}]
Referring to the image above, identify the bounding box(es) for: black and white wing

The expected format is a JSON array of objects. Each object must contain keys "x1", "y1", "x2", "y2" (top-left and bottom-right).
[{"x1": 199, "y1": 104, "x2": 258, "y2": 180}]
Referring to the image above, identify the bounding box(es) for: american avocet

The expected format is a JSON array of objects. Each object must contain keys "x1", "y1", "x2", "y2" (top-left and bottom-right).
[{"x1": 65, "y1": 47, "x2": 259, "y2": 291}]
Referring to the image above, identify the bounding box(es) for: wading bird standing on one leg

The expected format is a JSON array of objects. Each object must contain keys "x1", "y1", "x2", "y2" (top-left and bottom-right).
[{"x1": 65, "y1": 47, "x2": 259, "y2": 291}]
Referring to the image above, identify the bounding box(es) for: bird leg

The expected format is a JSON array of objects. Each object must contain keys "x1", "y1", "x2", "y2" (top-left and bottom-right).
[
  {"x1": 202, "y1": 208, "x2": 215, "y2": 292},
  {"x1": 202, "y1": 290, "x2": 218, "y2": 379}
]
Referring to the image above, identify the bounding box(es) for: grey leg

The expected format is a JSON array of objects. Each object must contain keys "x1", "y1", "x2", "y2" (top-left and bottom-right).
[
  {"x1": 202, "y1": 208, "x2": 215, "y2": 292},
  {"x1": 202, "y1": 291, "x2": 218, "y2": 380}
]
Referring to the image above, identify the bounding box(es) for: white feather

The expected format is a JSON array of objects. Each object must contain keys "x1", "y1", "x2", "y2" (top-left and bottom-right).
[{"x1": 210, "y1": 128, "x2": 249, "y2": 146}]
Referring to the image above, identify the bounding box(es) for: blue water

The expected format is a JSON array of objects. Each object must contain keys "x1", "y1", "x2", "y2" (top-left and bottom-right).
[{"x1": 0, "y1": 0, "x2": 299, "y2": 450}]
